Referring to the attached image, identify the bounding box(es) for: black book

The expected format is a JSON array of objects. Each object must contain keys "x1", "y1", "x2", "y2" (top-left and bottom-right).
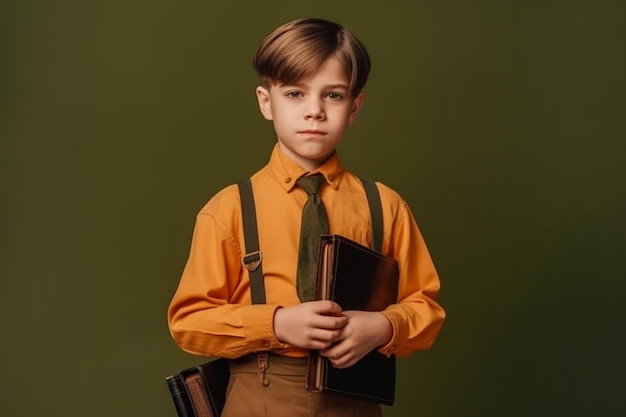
[
  {"x1": 306, "y1": 234, "x2": 399, "y2": 405},
  {"x1": 165, "y1": 358, "x2": 230, "y2": 417}
]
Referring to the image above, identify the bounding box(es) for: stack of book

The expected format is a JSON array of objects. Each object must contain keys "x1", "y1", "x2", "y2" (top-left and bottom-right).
[{"x1": 306, "y1": 234, "x2": 399, "y2": 405}]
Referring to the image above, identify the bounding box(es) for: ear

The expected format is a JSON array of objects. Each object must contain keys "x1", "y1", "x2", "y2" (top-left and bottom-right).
[
  {"x1": 348, "y1": 91, "x2": 365, "y2": 125},
  {"x1": 256, "y1": 86, "x2": 273, "y2": 121}
]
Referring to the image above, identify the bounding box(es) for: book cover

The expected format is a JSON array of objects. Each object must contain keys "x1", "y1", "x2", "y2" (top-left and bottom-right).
[
  {"x1": 306, "y1": 234, "x2": 399, "y2": 405},
  {"x1": 166, "y1": 358, "x2": 230, "y2": 417}
]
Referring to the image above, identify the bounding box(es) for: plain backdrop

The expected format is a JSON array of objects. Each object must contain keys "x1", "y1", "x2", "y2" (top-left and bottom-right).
[{"x1": 1, "y1": 1, "x2": 624, "y2": 416}]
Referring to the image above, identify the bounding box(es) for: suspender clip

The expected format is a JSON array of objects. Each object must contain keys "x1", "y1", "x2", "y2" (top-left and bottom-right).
[{"x1": 243, "y1": 251, "x2": 262, "y2": 272}]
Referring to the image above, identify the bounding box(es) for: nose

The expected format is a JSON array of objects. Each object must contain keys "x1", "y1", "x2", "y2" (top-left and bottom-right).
[{"x1": 304, "y1": 97, "x2": 325, "y2": 120}]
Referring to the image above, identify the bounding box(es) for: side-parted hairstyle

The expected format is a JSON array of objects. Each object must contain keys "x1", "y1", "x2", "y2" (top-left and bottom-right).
[{"x1": 253, "y1": 18, "x2": 371, "y2": 97}]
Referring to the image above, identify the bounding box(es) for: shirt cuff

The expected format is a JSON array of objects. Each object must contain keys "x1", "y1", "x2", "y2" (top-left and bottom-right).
[
  {"x1": 242, "y1": 304, "x2": 283, "y2": 351},
  {"x1": 378, "y1": 309, "x2": 408, "y2": 356}
]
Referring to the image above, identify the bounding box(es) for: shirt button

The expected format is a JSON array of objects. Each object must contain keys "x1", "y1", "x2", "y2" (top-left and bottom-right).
[
  {"x1": 262, "y1": 340, "x2": 270, "y2": 348},
  {"x1": 285, "y1": 177, "x2": 292, "y2": 183}
]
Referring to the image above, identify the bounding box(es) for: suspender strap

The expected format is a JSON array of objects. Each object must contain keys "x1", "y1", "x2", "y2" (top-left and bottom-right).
[
  {"x1": 238, "y1": 177, "x2": 384, "y2": 304},
  {"x1": 237, "y1": 179, "x2": 266, "y2": 304},
  {"x1": 360, "y1": 178, "x2": 384, "y2": 253}
]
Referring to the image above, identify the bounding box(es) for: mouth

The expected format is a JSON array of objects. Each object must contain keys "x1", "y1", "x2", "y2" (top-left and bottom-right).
[{"x1": 299, "y1": 129, "x2": 326, "y2": 135}]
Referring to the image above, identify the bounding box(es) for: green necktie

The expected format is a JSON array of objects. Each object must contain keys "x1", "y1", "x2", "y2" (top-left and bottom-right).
[{"x1": 296, "y1": 174, "x2": 329, "y2": 302}]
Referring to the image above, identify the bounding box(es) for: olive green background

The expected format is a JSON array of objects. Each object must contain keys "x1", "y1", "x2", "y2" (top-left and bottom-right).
[{"x1": 1, "y1": 1, "x2": 624, "y2": 416}]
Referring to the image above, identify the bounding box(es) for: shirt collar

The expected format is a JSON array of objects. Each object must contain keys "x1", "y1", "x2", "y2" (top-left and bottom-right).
[{"x1": 268, "y1": 144, "x2": 344, "y2": 192}]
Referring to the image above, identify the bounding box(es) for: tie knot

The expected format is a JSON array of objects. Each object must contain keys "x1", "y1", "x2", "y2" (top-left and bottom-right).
[{"x1": 296, "y1": 174, "x2": 325, "y2": 195}]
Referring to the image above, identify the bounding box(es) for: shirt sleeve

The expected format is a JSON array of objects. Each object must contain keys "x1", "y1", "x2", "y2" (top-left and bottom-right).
[
  {"x1": 377, "y1": 197, "x2": 446, "y2": 357},
  {"x1": 167, "y1": 195, "x2": 287, "y2": 359}
]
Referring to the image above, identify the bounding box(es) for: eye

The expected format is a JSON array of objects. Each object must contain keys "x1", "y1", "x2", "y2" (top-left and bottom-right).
[
  {"x1": 285, "y1": 91, "x2": 303, "y2": 98},
  {"x1": 326, "y1": 92, "x2": 344, "y2": 100}
]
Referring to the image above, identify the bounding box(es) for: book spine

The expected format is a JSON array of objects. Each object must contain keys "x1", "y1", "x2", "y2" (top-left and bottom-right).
[{"x1": 166, "y1": 375, "x2": 197, "y2": 417}]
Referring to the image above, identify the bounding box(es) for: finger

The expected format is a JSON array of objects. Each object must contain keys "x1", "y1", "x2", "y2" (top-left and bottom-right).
[
  {"x1": 310, "y1": 300, "x2": 344, "y2": 316},
  {"x1": 309, "y1": 328, "x2": 343, "y2": 344},
  {"x1": 332, "y1": 356, "x2": 357, "y2": 369},
  {"x1": 307, "y1": 312, "x2": 347, "y2": 330},
  {"x1": 319, "y1": 338, "x2": 348, "y2": 359},
  {"x1": 318, "y1": 314, "x2": 348, "y2": 329},
  {"x1": 323, "y1": 350, "x2": 355, "y2": 369},
  {"x1": 305, "y1": 334, "x2": 340, "y2": 350}
]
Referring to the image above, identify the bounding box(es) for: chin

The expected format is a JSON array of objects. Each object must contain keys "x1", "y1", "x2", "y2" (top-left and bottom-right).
[{"x1": 304, "y1": 150, "x2": 333, "y2": 163}]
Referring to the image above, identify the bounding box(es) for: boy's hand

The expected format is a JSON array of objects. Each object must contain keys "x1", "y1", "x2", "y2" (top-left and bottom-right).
[
  {"x1": 273, "y1": 300, "x2": 348, "y2": 350},
  {"x1": 319, "y1": 311, "x2": 392, "y2": 369}
]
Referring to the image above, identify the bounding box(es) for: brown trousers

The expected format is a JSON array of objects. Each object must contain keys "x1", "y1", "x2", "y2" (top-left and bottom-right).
[{"x1": 221, "y1": 354, "x2": 383, "y2": 417}]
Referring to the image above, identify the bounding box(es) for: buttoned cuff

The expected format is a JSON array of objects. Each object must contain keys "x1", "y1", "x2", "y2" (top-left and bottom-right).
[
  {"x1": 242, "y1": 304, "x2": 284, "y2": 350},
  {"x1": 378, "y1": 309, "x2": 408, "y2": 356}
]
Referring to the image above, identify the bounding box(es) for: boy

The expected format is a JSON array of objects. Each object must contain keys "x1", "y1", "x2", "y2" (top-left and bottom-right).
[{"x1": 168, "y1": 18, "x2": 445, "y2": 417}]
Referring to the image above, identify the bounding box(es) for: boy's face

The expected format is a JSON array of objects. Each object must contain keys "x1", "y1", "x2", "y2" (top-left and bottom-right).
[{"x1": 256, "y1": 56, "x2": 364, "y2": 171}]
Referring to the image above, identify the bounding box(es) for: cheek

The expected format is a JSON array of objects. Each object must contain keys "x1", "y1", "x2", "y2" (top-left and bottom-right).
[
  {"x1": 336, "y1": 109, "x2": 354, "y2": 127},
  {"x1": 346, "y1": 107, "x2": 360, "y2": 126},
  {"x1": 271, "y1": 113, "x2": 294, "y2": 135},
  {"x1": 271, "y1": 103, "x2": 293, "y2": 121},
  {"x1": 272, "y1": 110, "x2": 289, "y2": 125}
]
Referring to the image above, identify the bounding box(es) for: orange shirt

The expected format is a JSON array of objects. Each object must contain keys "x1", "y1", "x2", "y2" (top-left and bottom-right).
[{"x1": 168, "y1": 144, "x2": 445, "y2": 359}]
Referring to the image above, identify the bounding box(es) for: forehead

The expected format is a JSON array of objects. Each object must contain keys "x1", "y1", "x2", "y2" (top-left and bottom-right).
[{"x1": 278, "y1": 56, "x2": 349, "y2": 87}]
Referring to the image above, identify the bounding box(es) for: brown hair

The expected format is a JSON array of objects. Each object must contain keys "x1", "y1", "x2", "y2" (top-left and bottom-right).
[{"x1": 253, "y1": 18, "x2": 371, "y2": 97}]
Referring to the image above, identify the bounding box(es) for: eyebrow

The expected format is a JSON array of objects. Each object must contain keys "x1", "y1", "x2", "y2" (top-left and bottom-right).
[
  {"x1": 280, "y1": 82, "x2": 349, "y2": 90},
  {"x1": 325, "y1": 84, "x2": 349, "y2": 90}
]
